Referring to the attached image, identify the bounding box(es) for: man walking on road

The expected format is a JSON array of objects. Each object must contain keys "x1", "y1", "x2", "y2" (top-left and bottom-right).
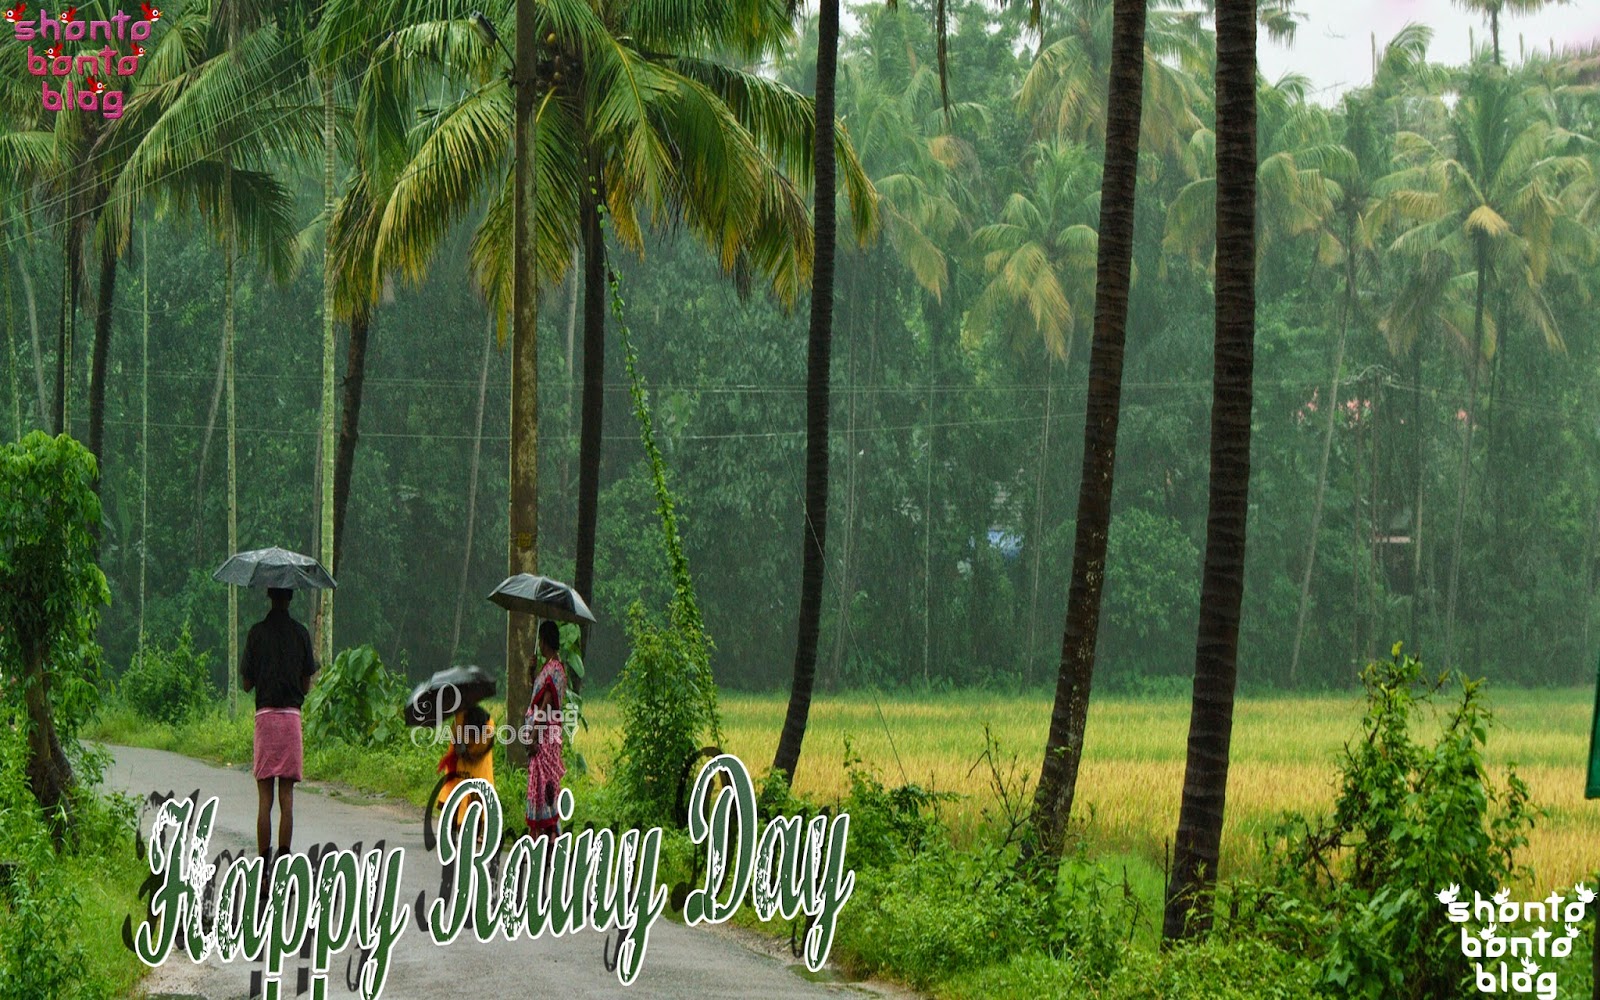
[{"x1": 240, "y1": 586, "x2": 319, "y2": 860}]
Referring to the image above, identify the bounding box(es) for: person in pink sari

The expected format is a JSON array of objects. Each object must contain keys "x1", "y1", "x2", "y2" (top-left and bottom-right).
[{"x1": 523, "y1": 620, "x2": 568, "y2": 840}]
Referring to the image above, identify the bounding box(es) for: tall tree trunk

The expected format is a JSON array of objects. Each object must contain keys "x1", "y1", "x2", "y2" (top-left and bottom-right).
[
  {"x1": 22, "y1": 650, "x2": 74, "y2": 842},
  {"x1": 1410, "y1": 340, "x2": 1423, "y2": 653},
  {"x1": 224, "y1": 227, "x2": 239, "y2": 718},
  {"x1": 1025, "y1": 0, "x2": 1147, "y2": 860},
  {"x1": 88, "y1": 238, "x2": 117, "y2": 472},
  {"x1": 55, "y1": 235, "x2": 75, "y2": 436},
  {"x1": 140, "y1": 227, "x2": 149, "y2": 649},
  {"x1": 1164, "y1": 0, "x2": 1256, "y2": 941},
  {"x1": 573, "y1": 164, "x2": 607, "y2": 608},
  {"x1": 451, "y1": 313, "x2": 495, "y2": 665},
  {"x1": 317, "y1": 70, "x2": 338, "y2": 666},
  {"x1": 1443, "y1": 237, "x2": 1488, "y2": 667},
  {"x1": 829, "y1": 261, "x2": 860, "y2": 684},
  {"x1": 193, "y1": 317, "x2": 228, "y2": 561},
  {"x1": 1288, "y1": 218, "x2": 1355, "y2": 685},
  {"x1": 506, "y1": 0, "x2": 542, "y2": 769},
  {"x1": 562, "y1": 272, "x2": 578, "y2": 509},
  {"x1": 6, "y1": 243, "x2": 18, "y2": 440},
  {"x1": 15, "y1": 245, "x2": 47, "y2": 429},
  {"x1": 332, "y1": 310, "x2": 370, "y2": 576},
  {"x1": 772, "y1": 0, "x2": 839, "y2": 781}
]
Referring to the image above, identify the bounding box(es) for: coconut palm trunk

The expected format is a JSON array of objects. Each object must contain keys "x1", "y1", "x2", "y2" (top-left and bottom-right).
[
  {"x1": 317, "y1": 71, "x2": 338, "y2": 665},
  {"x1": 1443, "y1": 235, "x2": 1489, "y2": 667},
  {"x1": 573, "y1": 161, "x2": 607, "y2": 609},
  {"x1": 772, "y1": 0, "x2": 840, "y2": 782},
  {"x1": 332, "y1": 308, "x2": 369, "y2": 573},
  {"x1": 1164, "y1": 0, "x2": 1257, "y2": 941},
  {"x1": 14, "y1": 246, "x2": 47, "y2": 428},
  {"x1": 140, "y1": 227, "x2": 149, "y2": 648},
  {"x1": 6, "y1": 245, "x2": 17, "y2": 440},
  {"x1": 1288, "y1": 216, "x2": 1356, "y2": 685},
  {"x1": 1025, "y1": 0, "x2": 1147, "y2": 860},
  {"x1": 506, "y1": 0, "x2": 541, "y2": 768},
  {"x1": 224, "y1": 222, "x2": 239, "y2": 718},
  {"x1": 54, "y1": 236, "x2": 75, "y2": 436},
  {"x1": 451, "y1": 313, "x2": 495, "y2": 665},
  {"x1": 88, "y1": 239, "x2": 117, "y2": 472}
]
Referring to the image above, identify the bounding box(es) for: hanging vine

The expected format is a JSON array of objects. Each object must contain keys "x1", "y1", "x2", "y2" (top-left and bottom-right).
[{"x1": 602, "y1": 218, "x2": 723, "y2": 824}]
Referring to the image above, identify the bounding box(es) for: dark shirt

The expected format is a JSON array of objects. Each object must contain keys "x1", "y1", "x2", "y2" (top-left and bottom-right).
[{"x1": 240, "y1": 608, "x2": 318, "y2": 710}]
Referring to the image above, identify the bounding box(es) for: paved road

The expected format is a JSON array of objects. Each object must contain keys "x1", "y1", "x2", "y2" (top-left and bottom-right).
[{"x1": 103, "y1": 745, "x2": 909, "y2": 1000}]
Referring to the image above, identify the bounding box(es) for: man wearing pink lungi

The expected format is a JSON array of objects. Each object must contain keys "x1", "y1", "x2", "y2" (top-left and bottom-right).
[
  {"x1": 240, "y1": 587, "x2": 319, "y2": 860},
  {"x1": 523, "y1": 620, "x2": 568, "y2": 841}
]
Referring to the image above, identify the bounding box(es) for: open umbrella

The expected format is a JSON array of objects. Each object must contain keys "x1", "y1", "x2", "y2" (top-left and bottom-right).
[
  {"x1": 487, "y1": 574, "x2": 595, "y2": 624},
  {"x1": 212, "y1": 546, "x2": 336, "y2": 590},
  {"x1": 404, "y1": 665, "x2": 497, "y2": 727}
]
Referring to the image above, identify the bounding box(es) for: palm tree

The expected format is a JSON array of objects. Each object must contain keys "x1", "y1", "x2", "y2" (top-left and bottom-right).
[
  {"x1": 341, "y1": 0, "x2": 861, "y2": 748},
  {"x1": 1017, "y1": 0, "x2": 1204, "y2": 165},
  {"x1": 970, "y1": 139, "x2": 1101, "y2": 363},
  {"x1": 1382, "y1": 64, "x2": 1591, "y2": 665},
  {"x1": 1162, "y1": 73, "x2": 1344, "y2": 272},
  {"x1": 773, "y1": 0, "x2": 842, "y2": 783},
  {"x1": 1025, "y1": 0, "x2": 1149, "y2": 861},
  {"x1": 1453, "y1": 0, "x2": 1567, "y2": 66},
  {"x1": 109, "y1": 0, "x2": 316, "y2": 712},
  {"x1": 1283, "y1": 25, "x2": 1443, "y2": 682},
  {"x1": 1164, "y1": 0, "x2": 1255, "y2": 941}
]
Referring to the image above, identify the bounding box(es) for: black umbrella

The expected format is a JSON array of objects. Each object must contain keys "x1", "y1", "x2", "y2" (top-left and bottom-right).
[
  {"x1": 212, "y1": 547, "x2": 336, "y2": 590},
  {"x1": 403, "y1": 665, "x2": 497, "y2": 727},
  {"x1": 487, "y1": 574, "x2": 596, "y2": 624}
]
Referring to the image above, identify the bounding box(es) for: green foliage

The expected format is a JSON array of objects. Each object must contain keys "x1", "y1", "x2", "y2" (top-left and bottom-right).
[
  {"x1": 835, "y1": 740, "x2": 1141, "y2": 989},
  {"x1": 0, "y1": 699, "x2": 143, "y2": 999},
  {"x1": 1236, "y1": 647, "x2": 1537, "y2": 999},
  {"x1": 0, "y1": 432, "x2": 109, "y2": 739},
  {"x1": 302, "y1": 645, "x2": 408, "y2": 749},
  {"x1": 834, "y1": 738, "x2": 949, "y2": 871},
  {"x1": 606, "y1": 265, "x2": 721, "y2": 826},
  {"x1": 611, "y1": 603, "x2": 717, "y2": 826},
  {"x1": 942, "y1": 938, "x2": 1319, "y2": 1000},
  {"x1": 117, "y1": 622, "x2": 215, "y2": 726},
  {"x1": 1100, "y1": 508, "x2": 1202, "y2": 678},
  {"x1": 0, "y1": 864, "x2": 87, "y2": 1000}
]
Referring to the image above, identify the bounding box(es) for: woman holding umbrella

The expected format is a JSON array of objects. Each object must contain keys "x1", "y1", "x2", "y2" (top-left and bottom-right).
[
  {"x1": 523, "y1": 620, "x2": 569, "y2": 841},
  {"x1": 486, "y1": 574, "x2": 591, "y2": 841}
]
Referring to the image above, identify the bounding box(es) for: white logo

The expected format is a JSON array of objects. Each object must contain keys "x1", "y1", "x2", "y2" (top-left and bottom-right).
[{"x1": 1437, "y1": 883, "x2": 1594, "y2": 998}]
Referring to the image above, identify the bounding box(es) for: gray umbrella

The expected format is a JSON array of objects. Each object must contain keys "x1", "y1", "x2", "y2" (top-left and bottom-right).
[
  {"x1": 487, "y1": 574, "x2": 595, "y2": 624},
  {"x1": 212, "y1": 547, "x2": 336, "y2": 590},
  {"x1": 403, "y1": 665, "x2": 497, "y2": 727}
]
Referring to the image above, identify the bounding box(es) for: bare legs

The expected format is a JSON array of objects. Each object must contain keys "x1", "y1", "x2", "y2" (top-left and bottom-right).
[
  {"x1": 256, "y1": 778, "x2": 273, "y2": 857},
  {"x1": 255, "y1": 776, "x2": 297, "y2": 859}
]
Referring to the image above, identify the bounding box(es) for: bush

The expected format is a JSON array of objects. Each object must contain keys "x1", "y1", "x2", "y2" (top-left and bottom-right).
[
  {"x1": 609, "y1": 601, "x2": 718, "y2": 827},
  {"x1": 302, "y1": 645, "x2": 408, "y2": 749},
  {"x1": 1238, "y1": 646, "x2": 1537, "y2": 999},
  {"x1": 117, "y1": 623, "x2": 214, "y2": 726}
]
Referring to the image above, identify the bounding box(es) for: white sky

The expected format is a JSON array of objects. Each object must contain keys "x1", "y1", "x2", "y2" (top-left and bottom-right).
[{"x1": 1258, "y1": 0, "x2": 1600, "y2": 100}]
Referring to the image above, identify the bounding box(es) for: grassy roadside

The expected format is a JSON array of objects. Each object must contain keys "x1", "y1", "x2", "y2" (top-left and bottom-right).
[
  {"x1": 87, "y1": 685, "x2": 1600, "y2": 999},
  {"x1": 0, "y1": 743, "x2": 151, "y2": 1000}
]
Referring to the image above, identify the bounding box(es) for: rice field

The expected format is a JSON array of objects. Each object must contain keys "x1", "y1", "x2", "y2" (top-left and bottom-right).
[{"x1": 575, "y1": 687, "x2": 1600, "y2": 888}]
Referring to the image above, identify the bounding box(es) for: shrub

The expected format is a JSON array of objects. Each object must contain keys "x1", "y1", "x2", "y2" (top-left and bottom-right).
[
  {"x1": 0, "y1": 865, "x2": 85, "y2": 999},
  {"x1": 302, "y1": 645, "x2": 408, "y2": 749},
  {"x1": 1240, "y1": 645, "x2": 1537, "y2": 999},
  {"x1": 118, "y1": 623, "x2": 214, "y2": 726},
  {"x1": 610, "y1": 601, "x2": 717, "y2": 827}
]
